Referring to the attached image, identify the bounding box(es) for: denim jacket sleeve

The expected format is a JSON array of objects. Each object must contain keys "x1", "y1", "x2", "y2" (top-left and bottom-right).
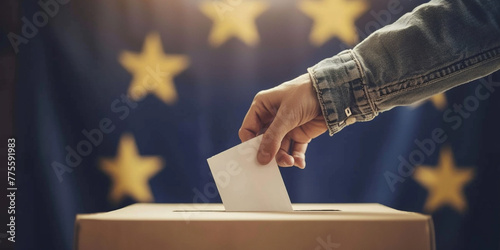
[{"x1": 308, "y1": 0, "x2": 500, "y2": 136}]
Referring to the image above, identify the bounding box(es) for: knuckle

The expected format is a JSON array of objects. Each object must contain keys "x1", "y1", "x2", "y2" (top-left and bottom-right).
[
  {"x1": 238, "y1": 128, "x2": 246, "y2": 138},
  {"x1": 254, "y1": 90, "x2": 266, "y2": 101}
]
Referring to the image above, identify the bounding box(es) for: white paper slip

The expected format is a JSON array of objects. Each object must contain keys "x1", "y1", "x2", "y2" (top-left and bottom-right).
[{"x1": 207, "y1": 135, "x2": 293, "y2": 212}]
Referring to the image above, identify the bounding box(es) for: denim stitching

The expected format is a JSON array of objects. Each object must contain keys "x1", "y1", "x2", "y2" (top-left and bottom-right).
[
  {"x1": 370, "y1": 46, "x2": 500, "y2": 98},
  {"x1": 350, "y1": 50, "x2": 378, "y2": 115},
  {"x1": 308, "y1": 68, "x2": 337, "y2": 135},
  {"x1": 373, "y1": 53, "x2": 500, "y2": 102}
]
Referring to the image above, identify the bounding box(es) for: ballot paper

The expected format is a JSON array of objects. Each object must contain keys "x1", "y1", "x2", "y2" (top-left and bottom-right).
[{"x1": 207, "y1": 135, "x2": 293, "y2": 211}]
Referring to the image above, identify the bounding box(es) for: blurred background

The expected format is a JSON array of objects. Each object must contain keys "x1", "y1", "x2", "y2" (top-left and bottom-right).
[{"x1": 1, "y1": 0, "x2": 499, "y2": 249}]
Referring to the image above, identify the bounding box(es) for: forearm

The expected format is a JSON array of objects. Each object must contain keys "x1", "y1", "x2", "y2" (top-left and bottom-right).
[{"x1": 309, "y1": 0, "x2": 500, "y2": 136}]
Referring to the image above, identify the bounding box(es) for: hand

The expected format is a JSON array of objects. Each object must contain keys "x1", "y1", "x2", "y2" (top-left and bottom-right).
[{"x1": 239, "y1": 73, "x2": 328, "y2": 169}]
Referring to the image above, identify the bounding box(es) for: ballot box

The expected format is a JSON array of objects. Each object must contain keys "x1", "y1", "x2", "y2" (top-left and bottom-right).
[{"x1": 74, "y1": 203, "x2": 435, "y2": 250}]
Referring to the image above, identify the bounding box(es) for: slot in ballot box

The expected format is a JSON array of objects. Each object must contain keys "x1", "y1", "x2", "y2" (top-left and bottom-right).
[{"x1": 74, "y1": 203, "x2": 435, "y2": 250}]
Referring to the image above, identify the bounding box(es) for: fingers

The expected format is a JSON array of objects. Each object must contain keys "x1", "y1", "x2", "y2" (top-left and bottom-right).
[
  {"x1": 275, "y1": 136, "x2": 308, "y2": 169},
  {"x1": 276, "y1": 136, "x2": 294, "y2": 167},
  {"x1": 239, "y1": 97, "x2": 275, "y2": 142},
  {"x1": 278, "y1": 126, "x2": 312, "y2": 168},
  {"x1": 239, "y1": 107, "x2": 261, "y2": 142},
  {"x1": 257, "y1": 108, "x2": 296, "y2": 165},
  {"x1": 291, "y1": 142, "x2": 308, "y2": 169},
  {"x1": 239, "y1": 127, "x2": 257, "y2": 143},
  {"x1": 241, "y1": 75, "x2": 323, "y2": 168}
]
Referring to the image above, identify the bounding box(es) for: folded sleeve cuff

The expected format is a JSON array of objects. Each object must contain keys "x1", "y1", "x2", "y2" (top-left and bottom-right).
[{"x1": 307, "y1": 50, "x2": 378, "y2": 136}]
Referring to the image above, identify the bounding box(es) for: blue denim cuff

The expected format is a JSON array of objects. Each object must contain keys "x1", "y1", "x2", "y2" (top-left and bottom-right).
[{"x1": 308, "y1": 50, "x2": 377, "y2": 136}]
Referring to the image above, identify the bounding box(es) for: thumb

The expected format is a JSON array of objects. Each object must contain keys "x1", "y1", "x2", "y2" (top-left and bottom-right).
[{"x1": 257, "y1": 108, "x2": 296, "y2": 165}]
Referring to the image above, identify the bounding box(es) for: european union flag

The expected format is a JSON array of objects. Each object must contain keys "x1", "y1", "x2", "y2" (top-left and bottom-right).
[{"x1": 3, "y1": 0, "x2": 499, "y2": 249}]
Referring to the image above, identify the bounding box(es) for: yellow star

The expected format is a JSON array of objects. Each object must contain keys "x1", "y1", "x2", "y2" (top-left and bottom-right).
[
  {"x1": 119, "y1": 33, "x2": 189, "y2": 105},
  {"x1": 430, "y1": 93, "x2": 447, "y2": 110},
  {"x1": 299, "y1": 0, "x2": 368, "y2": 46},
  {"x1": 407, "y1": 93, "x2": 447, "y2": 109},
  {"x1": 413, "y1": 147, "x2": 474, "y2": 213},
  {"x1": 100, "y1": 133, "x2": 163, "y2": 203},
  {"x1": 200, "y1": 0, "x2": 268, "y2": 47}
]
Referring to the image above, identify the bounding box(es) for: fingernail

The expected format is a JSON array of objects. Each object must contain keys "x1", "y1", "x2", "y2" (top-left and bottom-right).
[{"x1": 278, "y1": 156, "x2": 291, "y2": 167}]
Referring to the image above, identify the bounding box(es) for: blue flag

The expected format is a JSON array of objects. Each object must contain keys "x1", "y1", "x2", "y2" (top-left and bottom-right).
[{"x1": 13, "y1": 0, "x2": 500, "y2": 249}]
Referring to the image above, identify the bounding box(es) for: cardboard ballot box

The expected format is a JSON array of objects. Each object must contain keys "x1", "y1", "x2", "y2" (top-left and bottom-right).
[{"x1": 74, "y1": 203, "x2": 435, "y2": 250}]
